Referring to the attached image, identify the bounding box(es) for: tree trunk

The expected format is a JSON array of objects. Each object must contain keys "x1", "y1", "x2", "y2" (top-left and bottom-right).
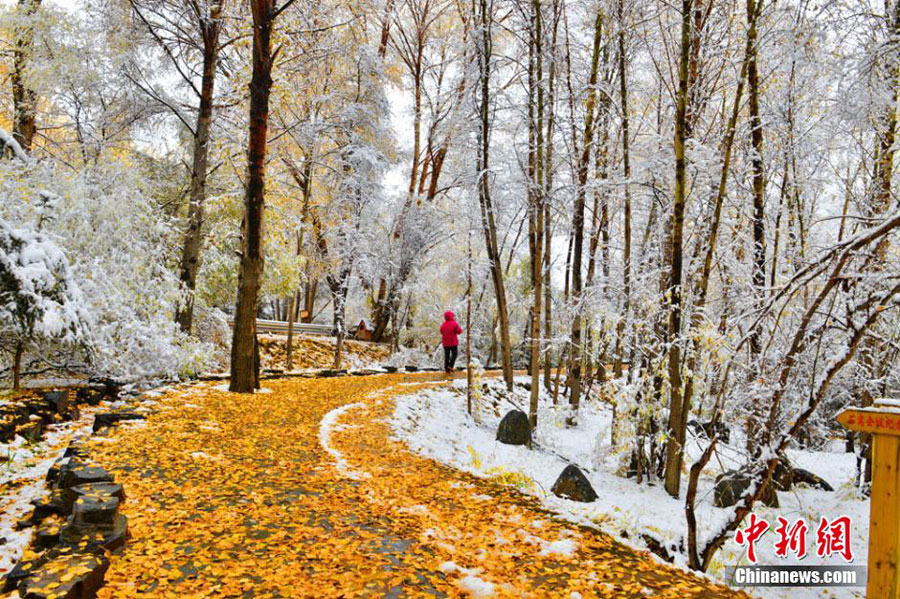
[
  {"x1": 747, "y1": 0, "x2": 766, "y2": 359},
  {"x1": 230, "y1": 0, "x2": 276, "y2": 393},
  {"x1": 175, "y1": 4, "x2": 223, "y2": 333},
  {"x1": 466, "y1": 230, "x2": 474, "y2": 415},
  {"x1": 474, "y1": 0, "x2": 514, "y2": 390},
  {"x1": 541, "y1": 0, "x2": 558, "y2": 393},
  {"x1": 566, "y1": 5, "x2": 604, "y2": 422},
  {"x1": 12, "y1": 0, "x2": 41, "y2": 152},
  {"x1": 528, "y1": 0, "x2": 544, "y2": 428},
  {"x1": 614, "y1": 0, "x2": 631, "y2": 380},
  {"x1": 663, "y1": 0, "x2": 692, "y2": 498},
  {"x1": 13, "y1": 341, "x2": 23, "y2": 391},
  {"x1": 679, "y1": 0, "x2": 755, "y2": 471},
  {"x1": 286, "y1": 293, "x2": 296, "y2": 370}
]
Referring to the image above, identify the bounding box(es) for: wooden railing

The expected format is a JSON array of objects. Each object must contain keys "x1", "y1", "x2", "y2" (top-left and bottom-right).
[{"x1": 228, "y1": 318, "x2": 332, "y2": 336}]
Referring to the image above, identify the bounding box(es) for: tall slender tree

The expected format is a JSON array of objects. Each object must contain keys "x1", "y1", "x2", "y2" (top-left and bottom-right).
[
  {"x1": 566, "y1": 4, "x2": 604, "y2": 421},
  {"x1": 230, "y1": 0, "x2": 293, "y2": 392},
  {"x1": 663, "y1": 0, "x2": 693, "y2": 497},
  {"x1": 473, "y1": 0, "x2": 514, "y2": 390}
]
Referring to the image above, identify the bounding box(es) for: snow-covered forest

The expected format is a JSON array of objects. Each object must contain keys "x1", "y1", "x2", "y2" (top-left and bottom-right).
[{"x1": 1, "y1": 0, "x2": 899, "y2": 590}]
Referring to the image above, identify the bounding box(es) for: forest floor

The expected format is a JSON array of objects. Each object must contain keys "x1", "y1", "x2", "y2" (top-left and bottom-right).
[
  {"x1": 257, "y1": 334, "x2": 395, "y2": 371},
  {"x1": 80, "y1": 373, "x2": 745, "y2": 598}
]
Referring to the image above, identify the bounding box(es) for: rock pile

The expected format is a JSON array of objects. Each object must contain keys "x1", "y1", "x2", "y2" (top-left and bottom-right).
[
  {"x1": 2, "y1": 401, "x2": 139, "y2": 599},
  {"x1": 0, "y1": 390, "x2": 85, "y2": 444}
]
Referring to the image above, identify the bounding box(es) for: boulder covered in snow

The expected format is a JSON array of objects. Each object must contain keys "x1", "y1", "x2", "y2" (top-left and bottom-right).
[
  {"x1": 551, "y1": 464, "x2": 598, "y2": 503},
  {"x1": 496, "y1": 409, "x2": 531, "y2": 446},
  {"x1": 714, "y1": 470, "x2": 779, "y2": 508},
  {"x1": 790, "y1": 467, "x2": 833, "y2": 491}
]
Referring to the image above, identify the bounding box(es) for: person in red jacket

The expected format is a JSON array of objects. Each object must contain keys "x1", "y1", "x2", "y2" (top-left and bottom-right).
[{"x1": 439, "y1": 311, "x2": 463, "y2": 373}]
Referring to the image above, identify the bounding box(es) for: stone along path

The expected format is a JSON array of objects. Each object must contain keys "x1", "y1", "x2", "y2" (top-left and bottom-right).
[{"x1": 87, "y1": 374, "x2": 746, "y2": 598}]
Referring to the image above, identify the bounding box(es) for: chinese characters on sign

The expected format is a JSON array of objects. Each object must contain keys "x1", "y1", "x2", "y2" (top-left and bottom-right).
[
  {"x1": 734, "y1": 516, "x2": 854, "y2": 564},
  {"x1": 840, "y1": 410, "x2": 900, "y2": 436}
]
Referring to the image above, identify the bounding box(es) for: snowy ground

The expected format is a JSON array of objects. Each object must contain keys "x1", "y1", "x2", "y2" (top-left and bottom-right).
[{"x1": 390, "y1": 375, "x2": 867, "y2": 599}]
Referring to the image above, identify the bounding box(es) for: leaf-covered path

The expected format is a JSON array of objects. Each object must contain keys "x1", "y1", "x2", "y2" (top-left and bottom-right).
[{"x1": 88, "y1": 374, "x2": 746, "y2": 598}]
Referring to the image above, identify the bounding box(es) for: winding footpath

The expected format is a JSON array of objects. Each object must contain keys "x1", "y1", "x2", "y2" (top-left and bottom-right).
[{"x1": 88, "y1": 374, "x2": 746, "y2": 598}]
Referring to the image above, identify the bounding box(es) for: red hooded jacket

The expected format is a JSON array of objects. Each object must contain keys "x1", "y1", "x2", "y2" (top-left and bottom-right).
[{"x1": 440, "y1": 311, "x2": 463, "y2": 347}]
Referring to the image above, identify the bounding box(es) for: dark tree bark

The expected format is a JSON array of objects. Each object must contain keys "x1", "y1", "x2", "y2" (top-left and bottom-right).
[
  {"x1": 663, "y1": 0, "x2": 692, "y2": 498},
  {"x1": 474, "y1": 0, "x2": 514, "y2": 390},
  {"x1": 747, "y1": 0, "x2": 766, "y2": 359},
  {"x1": 527, "y1": 0, "x2": 545, "y2": 427},
  {"x1": 175, "y1": 0, "x2": 225, "y2": 334},
  {"x1": 230, "y1": 0, "x2": 280, "y2": 393},
  {"x1": 12, "y1": 0, "x2": 41, "y2": 152},
  {"x1": 566, "y1": 5, "x2": 604, "y2": 421}
]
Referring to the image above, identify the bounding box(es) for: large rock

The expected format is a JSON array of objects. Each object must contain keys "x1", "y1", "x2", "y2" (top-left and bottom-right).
[
  {"x1": 3, "y1": 554, "x2": 47, "y2": 592},
  {"x1": 551, "y1": 464, "x2": 598, "y2": 503},
  {"x1": 88, "y1": 378, "x2": 123, "y2": 402},
  {"x1": 791, "y1": 467, "x2": 833, "y2": 491},
  {"x1": 70, "y1": 482, "x2": 125, "y2": 505},
  {"x1": 58, "y1": 464, "x2": 114, "y2": 490},
  {"x1": 60, "y1": 515, "x2": 128, "y2": 553},
  {"x1": 714, "y1": 470, "x2": 779, "y2": 508},
  {"x1": 71, "y1": 494, "x2": 119, "y2": 527},
  {"x1": 16, "y1": 417, "x2": 43, "y2": 442},
  {"x1": 316, "y1": 369, "x2": 346, "y2": 378},
  {"x1": 75, "y1": 387, "x2": 104, "y2": 407},
  {"x1": 34, "y1": 518, "x2": 61, "y2": 549},
  {"x1": 42, "y1": 391, "x2": 70, "y2": 416},
  {"x1": 46, "y1": 458, "x2": 68, "y2": 484},
  {"x1": 31, "y1": 490, "x2": 67, "y2": 522},
  {"x1": 496, "y1": 410, "x2": 531, "y2": 446},
  {"x1": 92, "y1": 412, "x2": 145, "y2": 432},
  {"x1": 17, "y1": 552, "x2": 109, "y2": 599}
]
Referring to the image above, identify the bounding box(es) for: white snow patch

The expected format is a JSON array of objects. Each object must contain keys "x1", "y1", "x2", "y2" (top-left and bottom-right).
[
  {"x1": 318, "y1": 402, "x2": 370, "y2": 480},
  {"x1": 457, "y1": 574, "x2": 495, "y2": 598},
  {"x1": 390, "y1": 375, "x2": 870, "y2": 599},
  {"x1": 540, "y1": 538, "x2": 578, "y2": 557}
]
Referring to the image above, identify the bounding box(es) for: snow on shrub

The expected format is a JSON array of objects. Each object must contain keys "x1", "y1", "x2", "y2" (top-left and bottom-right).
[
  {"x1": 0, "y1": 217, "x2": 88, "y2": 345},
  {"x1": 0, "y1": 152, "x2": 212, "y2": 382}
]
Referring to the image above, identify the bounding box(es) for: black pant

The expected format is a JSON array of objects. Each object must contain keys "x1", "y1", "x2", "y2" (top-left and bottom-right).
[{"x1": 443, "y1": 346, "x2": 458, "y2": 372}]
